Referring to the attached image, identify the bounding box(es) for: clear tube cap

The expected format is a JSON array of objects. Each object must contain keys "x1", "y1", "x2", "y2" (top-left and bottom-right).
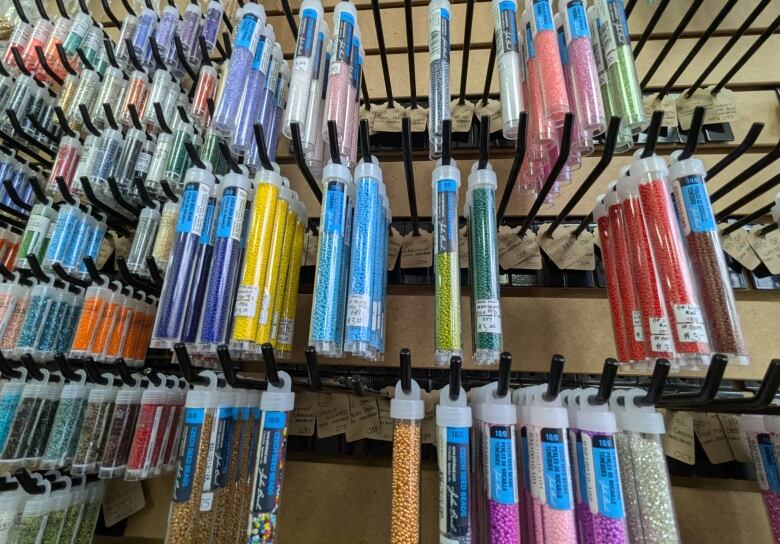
[
  {"x1": 390, "y1": 379, "x2": 425, "y2": 420},
  {"x1": 436, "y1": 385, "x2": 471, "y2": 427}
]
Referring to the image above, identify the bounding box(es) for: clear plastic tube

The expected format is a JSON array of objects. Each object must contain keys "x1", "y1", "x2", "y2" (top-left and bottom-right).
[
  {"x1": 283, "y1": 0, "x2": 324, "y2": 138},
  {"x1": 71, "y1": 379, "x2": 117, "y2": 474},
  {"x1": 41, "y1": 378, "x2": 89, "y2": 468},
  {"x1": 212, "y1": 4, "x2": 266, "y2": 136},
  {"x1": 268, "y1": 192, "x2": 298, "y2": 347},
  {"x1": 46, "y1": 136, "x2": 82, "y2": 196},
  {"x1": 433, "y1": 159, "x2": 461, "y2": 366},
  {"x1": 300, "y1": 23, "x2": 328, "y2": 153},
  {"x1": 15, "y1": 203, "x2": 58, "y2": 270},
  {"x1": 146, "y1": 131, "x2": 174, "y2": 199},
  {"x1": 179, "y1": 4, "x2": 202, "y2": 62},
  {"x1": 203, "y1": 1, "x2": 224, "y2": 52},
  {"x1": 80, "y1": 25, "x2": 103, "y2": 69},
  {"x1": 128, "y1": 204, "x2": 161, "y2": 277},
  {"x1": 90, "y1": 66, "x2": 127, "y2": 131},
  {"x1": 531, "y1": 0, "x2": 569, "y2": 125},
  {"x1": 142, "y1": 69, "x2": 173, "y2": 130},
  {"x1": 275, "y1": 202, "x2": 306, "y2": 357},
  {"x1": 340, "y1": 29, "x2": 360, "y2": 165},
  {"x1": 0, "y1": 282, "x2": 31, "y2": 356},
  {"x1": 77, "y1": 214, "x2": 105, "y2": 278},
  {"x1": 152, "y1": 166, "x2": 216, "y2": 348},
  {"x1": 0, "y1": 75, "x2": 34, "y2": 133},
  {"x1": 3, "y1": 21, "x2": 31, "y2": 75},
  {"x1": 125, "y1": 383, "x2": 167, "y2": 479},
  {"x1": 113, "y1": 127, "x2": 146, "y2": 196},
  {"x1": 163, "y1": 122, "x2": 196, "y2": 193},
  {"x1": 492, "y1": 0, "x2": 523, "y2": 139},
  {"x1": 120, "y1": 70, "x2": 150, "y2": 128},
  {"x1": 132, "y1": 8, "x2": 157, "y2": 60},
  {"x1": 267, "y1": 60, "x2": 290, "y2": 162},
  {"x1": 256, "y1": 42, "x2": 282, "y2": 152},
  {"x1": 436, "y1": 385, "x2": 471, "y2": 543},
  {"x1": 20, "y1": 18, "x2": 53, "y2": 74},
  {"x1": 521, "y1": 12, "x2": 555, "y2": 150},
  {"x1": 151, "y1": 200, "x2": 179, "y2": 271},
  {"x1": 87, "y1": 128, "x2": 124, "y2": 193},
  {"x1": 40, "y1": 15, "x2": 70, "y2": 81},
  {"x1": 99, "y1": 387, "x2": 142, "y2": 479},
  {"x1": 155, "y1": 5, "x2": 179, "y2": 69},
  {"x1": 191, "y1": 65, "x2": 218, "y2": 129},
  {"x1": 428, "y1": 0, "x2": 452, "y2": 156},
  {"x1": 323, "y1": 1, "x2": 357, "y2": 149},
  {"x1": 309, "y1": 161, "x2": 352, "y2": 357},
  {"x1": 668, "y1": 153, "x2": 747, "y2": 364},
  {"x1": 63, "y1": 12, "x2": 92, "y2": 56}
]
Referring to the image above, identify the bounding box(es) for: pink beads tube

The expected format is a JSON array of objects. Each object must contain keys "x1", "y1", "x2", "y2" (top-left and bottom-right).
[
  {"x1": 521, "y1": 10, "x2": 555, "y2": 151},
  {"x1": 323, "y1": 2, "x2": 358, "y2": 149},
  {"x1": 531, "y1": 0, "x2": 569, "y2": 126},
  {"x1": 744, "y1": 415, "x2": 780, "y2": 543}
]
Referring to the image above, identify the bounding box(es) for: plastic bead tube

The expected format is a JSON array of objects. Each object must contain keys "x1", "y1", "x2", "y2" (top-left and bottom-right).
[
  {"x1": 98, "y1": 386, "x2": 142, "y2": 479},
  {"x1": 323, "y1": 2, "x2": 358, "y2": 148},
  {"x1": 668, "y1": 152, "x2": 748, "y2": 364},
  {"x1": 197, "y1": 172, "x2": 251, "y2": 352},
  {"x1": 531, "y1": 0, "x2": 570, "y2": 125},
  {"x1": 151, "y1": 166, "x2": 216, "y2": 348},
  {"x1": 275, "y1": 202, "x2": 306, "y2": 357},
  {"x1": 90, "y1": 67, "x2": 127, "y2": 130},
  {"x1": 179, "y1": 4, "x2": 203, "y2": 62},
  {"x1": 467, "y1": 165, "x2": 502, "y2": 365},
  {"x1": 87, "y1": 128, "x2": 124, "y2": 192},
  {"x1": 592, "y1": 0, "x2": 645, "y2": 133},
  {"x1": 132, "y1": 8, "x2": 157, "y2": 60},
  {"x1": 128, "y1": 204, "x2": 162, "y2": 277},
  {"x1": 191, "y1": 65, "x2": 218, "y2": 129},
  {"x1": 433, "y1": 158, "x2": 461, "y2": 366},
  {"x1": 267, "y1": 60, "x2": 290, "y2": 162},
  {"x1": 80, "y1": 25, "x2": 103, "y2": 68},
  {"x1": 114, "y1": 127, "x2": 146, "y2": 195},
  {"x1": 3, "y1": 22, "x2": 31, "y2": 74},
  {"x1": 0, "y1": 76, "x2": 34, "y2": 133},
  {"x1": 231, "y1": 25, "x2": 273, "y2": 155},
  {"x1": 492, "y1": 0, "x2": 523, "y2": 139},
  {"x1": 436, "y1": 386, "x2": 471, "y2": 543},
  {"x1": 203, "y1": 1, "x2": 224, "y2": 52},
  {"x1": 521, "y1": 11, "x2": 554, "y2": 151},
  {"x1": 77, "y1": 215, "x2": 106, "y2": 278},
  {"x1": 231, "y1": 166, "x2": 281, "y2": 352},
  {"x1": 41, "y1": 377, "x2": 89, "y2": 469},
  {"x1": 120, "y1": 71, "x2": 150, "y2": 128},
  {"x1": 21, "y1": 18, "x2": 53, "y2": 74},
  {"x1": 283, "y1": 0, "x2": 324, "y2": 139},
  {"x1": 267, "y1": 192, "x2": 298, "y2": 346},
  {"x1": 155, "y1": 5, "x2": 179, "y2": 68},
  {"x1": 340, "y1": 29, "x2": 360, "y2": 165},
  {"x1": 63, "y1": 13, "x2": 91, "y2": 57},
  {"x1": 46, "y1": 136, "x2": 82, "y2": 196},
  {"x1": 152, "y1": 200, "x2": 180, "y2": 271},
  {"x1": 427, "y1": 0, "x2": 452, "y2": 156},
  {"x1": 632, "y1": 152, "x2": 711, "y2": 368},
  {"x1": 309, "y1": 160, "x2": 352, "y2": 357},
  {"x1": 62, "y1": 212, "x2": 96, "y2": 272},
  {"x1": 42, "y1": 204, "x2": 82, "y2": 269},
  {"x1": 300, "y1": 23, "x2": 329, "y2": 154},
  {"x1": 375, "y1": 197, "x2": 391, "y2": 358},
  {"x1": 163, "y1": 122, "x2": 196, "y2": 193},
  {"x1": 213, "y1": 4, "x2": 266, "y2": 136},
  {"x1": 146, "y1": 132, "x2": 174, "y2": 199},
  {"x1": 256, "y1": 42, "x2": 283, "y2": 150},
  {"x1": 16, "y1": 204, "x2": 58, "y2": 270}
]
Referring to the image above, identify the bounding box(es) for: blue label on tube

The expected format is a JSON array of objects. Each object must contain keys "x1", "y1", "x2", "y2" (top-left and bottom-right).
[
  {"x1": 533, "y1": 0, "x2": 554, "y2": 33},
  {"x1": 677, "y1": 175, "x2": 716, "y2": 234},
  {"x1": 576, "y1": 432, "x2": 588, "y2": 504},
  {"x1": 541, "y1": 428, "x2": 573, "y2": 510},
  {"x1": 174, "y1": 407, "x2": 205, "y2": 502},
  {"x1": 199, "y1": 197, "x2": 217, "y2": 245},
  {"x1": 566, "y1": 0, "x2": 590, "y2": 40},
  {"x1": 324, "y1": 182, "x2": 346, "y2": 235},
  {"x1": 444, "y1": 427, "x2": 470, "y2": 537},
  {"x1": 251, "y1": 35, "x2": 267, "y2": 70},
  {"x1": 488, "y1": 425, "x2": 517, "y2": 504},
  {"x1": 525, "y1": 23, "x2": 535, "y2": 59},
  {"x1": 216, "y1": 188, "x2": 237, "y2": 239},
  {"x1": 759, "y1": 433, "x2": 780, "y2": 493},
  {"x1": 252, "y1": 411, "x2": 288, "y2": 513},
  {"x1": 296, "y1": 9, "x2": 317, "y2": 58},
  {"x1": 498, "y1": 1, "x2": 518, "y2": 54},
  {"x1": 336, "y1": 11, "x2": 354, "y2": 63},
  {"x1": 589, "y1": 433, "x2": 625, "y2": 519},
  {"x1": 557, "y1": 27, "x2": 569, "y2": 64},
  {"x1": 235, "y1": 14, "x2": 258, "y2": 50}
]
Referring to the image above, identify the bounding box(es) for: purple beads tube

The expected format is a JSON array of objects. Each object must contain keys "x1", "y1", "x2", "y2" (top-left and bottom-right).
[
  {"x1": 558, "y1": 0, "x2": 604, "y2": 135},
  {"x1": 230, "y1": 24, "x2": 273, "y2": 155},
  {"x1": 436, "y1": 384, "x2": 472, "y2": 543},
  {"x1": 132, "y1": 8, "x2": 157, "y2": 61},
  {"x1": 492, "y1": 0, "x2": 523, "y2": 139},
  {"x1": 196, "y1": 171, "x2": 251, "y2": 353},
  {"x1": 344, "y1": 157, "x2": 382, "y2": 357},
  {"x1": 323, "y1": 1, "x2": 358, "y2": 147},
  {"x1": 155, "y1": 5, "x2": 179, "y2": 69},
  {"x1": 308, "y1": 161, "x2": 352, "y2": 357},
  {"x1": 212, "y1": 3, "x2": 266, "y2": 136},
  {"x1": 743, "y1": 415, "x2": 780, "y2": 542},
  {"x1": 180, "y1": 185, "x2": 218, "y2": 345},
  {"x1": 481, "y1": 381, "x2": 520, "y2": 544},
  {"x1": 179, "y1": 3, "x2": 202, "y2": 62},
  {"x1": 127, "y1": 204, "x2": 162, "y2": 277},
  {"x1": 283, "y1": 0, "x2": 325, "y2": 139},
  {"x1": 151, "y1": 165, "x2": 216, "y2": 349},
  {"x1": 202, "y1": 1, "x2": 224, "y2": 53},
  {"x1": 573, "y1": 387, "x2": 629, "y2": 544},
  {"x1": 87, "y1": 128, "x2": 124, "y2": 193},
  {"x1": 257, "y1": 42, "x2": 283, "y2": 149},
  {"x1": 301, "y1": 23, "x2": 329, "y2": 153},
  {"x1": 526, "y1": 386, "x2": 577, "y2": 544},
  {"x1": 268, "y1": 60, "x2": 290, "y2": 162},
  {"x1": 114, "y1": 15, "x2": 139, "y2": 69},
  {"x1": 611, "y1": 390, "x2": 680, "y2": 544}
]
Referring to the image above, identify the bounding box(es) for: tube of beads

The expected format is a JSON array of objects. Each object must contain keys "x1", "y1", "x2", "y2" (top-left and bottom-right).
[
  {"x1": 531, "y1": 0, "x2": 569, "y2": 125},
  {"x1": 573, "y1": 387, "x2": 629, "y2": 543},
  {"x1": 152, "y1": 166, "x2": 216, "y2": 348},
  {"x1": 0, "y1": 279, "x2": 32, "y2": 356},
  {"x1": 56, "y1": 288, "x2": 84, "y2": 354},
  {"x1": 120, "y1": 71, "x2": 150, "y2": 128},
  {"x1": 308, "y1": 160, "x2": 351, "y2": 357},
  {"x1": 62, "y1": 12, "x2": 92, "y2": 57},
  {"x1": 88, "y1": 128, "x2": 125, "y2": 193},
  {"x1": 76, "y1": 213, "x2": 105, "y2": 277},
  {"x1": 33, "y1": 284, "x2": 72, "y2": 357},
  {"x1": 15, "y1": 203, "x2": 57, "y2": 270},
  {"x1": 275, "y1": 202, "x2": 306, "y2": 357},
  {"x1": 492, "y1": 0, "x2": 523, "y2": 139},
  {"x1": 0, "y1": 75, "x2": 35, "y2": 133},
  {"x1": 74, "y1": 480, "x2": 105, "y2": 543},
  {"x1": 157, "y1": 381, "x2": 187, "y2": 474},
  {"x1": 191, "y1": 65, "x2": 218, "y2": 129},
  {"x1": 203, "y1": 1, "x2": 224, "y2": 52},
  {"x1": 668, "y1": 151, "x2": 747, "y2": 364},
  {"x1": 40, "y1": 371, "x2": 89, "y2": 469},
  {"x1": 521, "y1": 11, "x2": 555, "y2": 151},
  {"x1": 104, "y1": 290, "x2": 138, "y2": 360},
  {"x1": 230, "y1": 166, "x2": 282, "y2": 352},
  {"x1": 603, "y1": 185, "x2": 646, "y2": 365},
  {"x1": 558, "y1": 0, "x2": 604, "y2": 135},
  {"x1": 113, "y1": 127, "x2": 147, "y2": 196},
  {"x1": 40, "y1": 15, "x2": 70, "y2": 81},
  {"x1": 742, "y1": 415, "x2": 780, "y2": 542},
  {"x1": 213, "y1": 4, "x2": 266, "y2": 136},
  {"x1": 436, "y1": 383, "x2": 471, "y2": 543},
  {"x1": 132, "y1": 7, "x2": 157, "y2": 60},
  {"x1": 255, "y1": 180, "x2": 292, "y2": 346},
  {"x1": 427, "y1": 0, "x2": 452, "y2": 157},
  {"x1": 99, "y1": 384, "x2": 142, "y2": 479},
  {"x1": 14, "y1": 479, "x2": 53, "y2": 541},
  {"x1": 20, "y1": 86, "x2": 44, "y2": 138},
  {"x1": 165, "y1": 371, "x2": 219, "y2": 542},
  {"x1": 163, "y1": 121, "x2": 196, "y2": 193},
  {"x1": 632, "y1": 151, "x2": 711, "y2": 368},
  {"x1": 3, "y1": 21, "x2": 31, "y2": 74},
  {"x1": 231, "y1": 24, "x2": 273, "y2": 155},
  {"x1": 432, "y1": 158, "x2": 461, "y2": 366},
  {"x1": 0, "y1": 379, "x2": 46, "y2": 470},
  {"x1": 90, "y1": 66, "x2": 127, "y2": 130},
  {"x1": 114, "y1": 15, "x2": 138, "y2": 68},
  {"x1": 180, "y1": 184, "x2": 218, "y2": 345},
  {"x1": 44, "y1": 205, "x2": 81, "y2": 269},
  {"x1": 45, "y1": 136, "x2": 82, "y2": 195},
  {"x1": 145, "y1": 131, "x2": 174, "y2": 199},
  {"x1": 388, "y1": 376, "x2": 424, "y2": 544},
  {"x1": 247, "y1": 371, "x2": 294, "y2": 542},
  {"x1": 20, "y1": 18, "x2": 53, "y2": 73},
  {"x1": 301, "y1": 22, "x2": 329, "y2": 154},
  {"x1": 0, "y1": 481, "x2": 25, "y2": 542},
  {"x1": 125, "y1": 381, "x2": 168, "y2": 480},
  {"x1": 268, "y1": 59, "x2": 290, "y2": 162},
  {"x1": 151, "y1": 200, "x2": 180, "y2": 271},
  {"x1": 610, "y1": 389, "x2": 679, "y2": 544},
  {"x1": 467, "y1": 164, "x2": 502, "y2": 365},
  {"x1": 155, "y1": 5, "x2": 179, "y2": 66},
  {"x1": 615, "y1": 167, "x2": 674, "y2": 362},
  {"x1": 128, "y1": 204, "x2": 161, "y2": 277},
  {"x1": 592, "y1": 0, "x2": 644, "y2": 133},
  {"x1": 283, "y1": 0, "x2": 324, "y2": 140},
  {"x1": 179, "y1": 3, "x2": 203, "y2": 61},
  {"x1": 87, "y1": 284, "x2": 126, "y2": 360},
  {"x1": 71, "y1": 375, "x2": 118, "y2": 474},
  {"x1": 79, "y1": 24, "x2": 103, "y2": 68},
  {"x1": 323, "y1": 2, "x2": 357, "y2": 146},
  {"x1": 268, "y1": 191, "x2": 298, "y2": 344},
  {"x1": 344, "y1": 157, "x2": 381, "y2": 356},
  {"x1": 142, "y1": 69, "x2": 172, "y2": 131},
  {"x1": 257, "y1": 41, "x2": 283, "y2": 149}
]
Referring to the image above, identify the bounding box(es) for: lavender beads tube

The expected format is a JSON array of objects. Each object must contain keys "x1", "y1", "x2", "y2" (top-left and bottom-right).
[
  {"x1": 180, "y1": 194, "x2": 217, "y2": 343},
  {"x1": 156, "y1": 6, "x2": 179, "y2": 68},
  {"x1": 230, "y1": 27, "x2": 271, "y2": 155},
  {"x1": 202, "y1": 1, "x2": 224, "y2": 52},
  {"x1": 267, "y1": 62, "x2": 289, "y2": 161},
  {"x1": 257, "y1": 43, "x2": 283, "y2": 147},
  {"x1": 212, "y1": 4, "x2": 266, "y2": 136},
  {"x1": 197, "y1": 173, "x2": 251, "y2": 350},
  {"x1": 151, "y1": 167, "x2": 215, "y2": 348}
]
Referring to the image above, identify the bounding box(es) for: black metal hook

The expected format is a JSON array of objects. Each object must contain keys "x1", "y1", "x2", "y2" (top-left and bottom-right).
[
  {"x1": 481, "y1": 37, "x2": 497, "y2": 107},
  {"x1": 656, "y1": 353, "x2": 728, "y2": 408},
  {"x1": 327, "y1": 120, "x2": 341, "y2": 165},
  {"x1": 53, "y1": 107, "x2": 78, "y2": 138},
  {"x1": 53, "y1": 352, "x2": 81, "y2": 381},
  {"x1": 289, "y1": 122, "x2": 322, "y2": 203},
  {"x1": 25, "y1": 254, "x2": 50, "y2": 283},
  {"x1": 757, "y1": 222, "x2": 779, "y2": 237},
  {"x1": 51, "y1": 262, "x2": 91, "y2": 288},
  {"x1": 27, "y1": 114, "x2": 59, "y2": 144},
  {"x1": 113, "y1": 358, "x2": 138, "y2": 387},
  {"x1": 33, "y1": 46, "x2": 64, "y2": 86},
  {"x1": 119, "y1": 0, "x2": 136, "y2": 16},
  {"x1": 710, "y1": 140, "x2": 780, "y2": 203},
  {"x1": 496, "y1": 112, "x2": 528, "y2": 226},
  {"x1": 14, "y1": 469, "x2": 47, "y2": 494},
  {"x1": 173, "y1": 342, "x2": 209, "y2": 385},
  {"x1": 496, "y1": 352, "x2": 512, "y2": 398},
  {"x1": 260, "y1": 343, "x2": 282, "y2": 388},
  {"x1": 370, "y1": 0, "x2": 394, "y2": 108},
  {"x1": 184, "y1": 141, "x2": 207, "y2": 170},
  {"x1": 279, "y1": 0, "x2": 298, "y2": 39},
  {"x1": 101, "y1": 103, "x2": 119, "y2": 131},
  {"x1": 172, "y1": 35, "x2": 196, "y2": 81},
  {"x1": 5, "y1": 109, "x2": 56, "y2": 157},
  {"x1": 400, "y1": 348, "x2": 412, "y2": 394},
  {"x1": 477, "y1": 116, "x2": 490, "y2": 169},
  {"x1": 217, "y1": 344, "x2": 264, "y2": 389},
  {"x1": 147, "y1": 36, "x2": 167, "y2": 73},
  {"x1": 198, "y1": 36, "x2": 212, "y2": 67},
  {"x1": 706, "y1": 123, "x2": 764, "y2": 181},
  {"x1": 252, "y1": 123, "x2": 274, "y2": 172},
  {"x1": 82, "y1": 357, "x2": 108, "y2": 385},
  {"x1": 127, "y1": 104, "x2": 144, "y2": 131},
  {"x1": 218, "y1": 141, "x2": 241, "y2": 174},
  {"x1": 305, "y1": 346, "x2": 321, "y2": 391},
  {"x1": 633, "y1": 0, "x2": 669, "y2": 59},
  {"x1": 133, "y1": 177, "x2": 155, "y2": 208},
  {"x1": 640, "y1": 110, "x2": 664, "y2": 159},
  {"x1": 79, "y1": 104, "x2": 102, "y2": 136},
  {"x1": 160, "y1": 179, "x2": 179, "y2": 203},
  {"x1": 401, "y1": 117, "x2": 419, "y2": 236},
  {"x1": 153, "y1": 103, "x2": 173, "y2": 134},
  {"x1": 543, "y1": 354, "x2": 565, "y2": 402},
  {"x1": 350, "y1": 374, "x2": 365, "y2": 396},
  {"x1": 519, "y1": 113, "x2": 574, "y2": 237},
  {"x1": 2, "y1": 179, "x2": 33, "y2": 212},
  {"x1": 441, "y1": 118, "x2": 452, "y2": 166},
  {"x1": 0, "y1": 263, "x2": 14, "y2": 282},
  {"x1": 11, "y1": 0, "x2": 29, "y2": 23},
  {"x1": 678, "y1": 106, "x2": 706, "y2": 160},
  {"x1": 403, "y1": 0, "x2": 417, "y2": 108},
  {"x1": 100, "y1": 0, "x2": 122, "y2": 29},
  {"x1": 359, "y1": 119, "x2": 371, "y2": 163},
  {"x1": 124, "y1": 38, "x2": 145, "y2": 73},
  {"x1": 0, "y1": 352, "x2": 22, "y2": 379},
  {"x1": 448, "y1": 355, "x2": 462, "y2": 402},
  {"x1": 102, "y1": 38, "x2": 119, "y2": 70},
  {"x1": 590, "y1": 358, "x2": 619, "y2": 405},
  {"x1": 9, "y1": 47, "x2": 33, "y2": 78},
  {"x1": 705, "y1": 359, "x2": 780, "y2": 413},
  {"x1": 33, "y1": 0, "x2": 48, "y2": 20},
  {"x1": 82, "y1": 256, "x2": 105, "y2": 285},
  {"x1": 145, "y1": 256, "x2": 164, "y2": 289},
  {"x1": 79, "y1": 177, "x2": 133, "y2": 235},
  {"x1": 458, "y1": 0, "x2": 475, "y2": 104},
  {"x1": 116, "y1": 255, "x2": 160, "y2": 294},
  {"x1": 54, "y1": 44, "x2": 78, "y2": 77},
  {"x1": 721, "y1": 201, "x2": 776, "y2": 236},
  {"x1": 107, "y1": 177, "x2": 141, "y2": 216}
]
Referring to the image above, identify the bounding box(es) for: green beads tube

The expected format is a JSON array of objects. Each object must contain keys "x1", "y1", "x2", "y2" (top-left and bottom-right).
[
  {"x1": 467, "y1": 164, "x2": 502, "y2": 365},
  {"x1": 433, "y1": 158, "x2": 462, "y2": 366}
]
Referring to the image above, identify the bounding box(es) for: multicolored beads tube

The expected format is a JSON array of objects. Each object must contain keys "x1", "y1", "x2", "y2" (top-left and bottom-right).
[
  {"x1": 230, "y1": 167, "x2": 281, "y2": 352},
  {"x1": 151, "y1": 166, "x2": 216, "y2": 348},
  {"x1": 309, "y1": 161, "x2": 352, "y2": 357},
  {"x1": 212, "y1": 3, "x2": 266, "y2": 136},
  {"x1": 432, "y1": 158, "x2": 461, "y2": 366}
]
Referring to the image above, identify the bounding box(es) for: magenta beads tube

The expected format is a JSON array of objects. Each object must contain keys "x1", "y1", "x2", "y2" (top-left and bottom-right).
[
  {"x1": 283, "y1": 0, "x2": 324, "y2": 139},
  {"x1": 323, "y1": 1, "x2": 358, "y2": 147},
  {"x1": 212, "y1": 3, "x2": 266, "y2": 136},
  {"x1": 492, "y1": 0, "x2": 523, "y2": 139},
  {"x1": 743, "y1": 415, "x2": 780, "y2": 542}
]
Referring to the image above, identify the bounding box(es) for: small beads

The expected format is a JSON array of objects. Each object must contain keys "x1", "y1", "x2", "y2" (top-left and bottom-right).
[{"x1": 391, "y1": 420, "x2": 422, "y2": 544}]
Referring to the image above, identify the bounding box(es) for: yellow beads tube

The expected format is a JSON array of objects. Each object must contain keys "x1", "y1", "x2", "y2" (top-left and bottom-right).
[
  {"x1": 275, "y1": 201, "x2": 307, "y2": 358},
  {"x1": 254, "y1": 180, "x2": 291, "y2": 346},
  {"x1": 230, "y1": 166, "x2": 282, "y2": 353},
  {"x1": 269, "y1": 192, "x2": 299, "y2": 348}
]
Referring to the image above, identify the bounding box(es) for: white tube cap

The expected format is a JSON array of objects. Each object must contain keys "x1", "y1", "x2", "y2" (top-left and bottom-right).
[{"x1": 390, "y1": 379, "x2": 425, "y2": 420}]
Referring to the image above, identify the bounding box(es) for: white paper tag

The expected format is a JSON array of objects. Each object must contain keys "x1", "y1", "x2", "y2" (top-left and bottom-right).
[
  {"x1": 400, "y1": 230, "x2": 433, "y2": 269},
  {"x1": 346, "y1": 294, "x2": 371, "y2": 328},
  {"x1": 233, "y1": 285, "x2": 259, "y2": 317}
]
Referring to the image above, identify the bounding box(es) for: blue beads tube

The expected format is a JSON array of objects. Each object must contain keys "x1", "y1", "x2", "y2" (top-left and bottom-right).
[
  {"x1": 54, "y1": 290, "x2": 83, "y2": 355},
  {"x1": 301, "y1": 21, "x2": 329, "y2": 153},
  {"x1": 77, "y1": 213, "x2": 106, "y2": 279},
  {"x1": 197, "y1": 171, "x2": 251, "y2": 353},
  {"x1": 87, "y1": 128, "x2": 124, "y2": 194},
  {"x1": 132, "y1": 8, "x2": 157, "y2": 60},
  {"x1": 433, "y1": 158, "x2": 462, "y2": 367},
  {"x1": 15, "y1": 283, "x2": 58, "y2": 355},
  {"x1": 42, "y1": 204, "x2": 83, "y2": 270},
  {"x1": 267, "y1": 61, "x2": 290, "y2": 162},
  {"x1": 257, "y1": 42, "x2": 283, "y2": 149},
  {"x1": 344, "y1": 157, "x2": 382, "y2": 357},
  {"x1": 34, "y1": 286, "x2": 73, "y2": 357},
  {"x1": 62, "y1": 211, "x2": 96, "y2": 273},
  {"x1": 282, "y1": 0, "x2": 325, "y2": 138},
  {"x1": 309, "y1": 161, "x2": 353, "y2": 357},
  {"x1": 180, "y1": 185, "x2": 218, "y2": 345},
  {"x1": 230, "y1": 24, "x2": 273, "y2": 155},
  {"x1": 428, "y1": 0, "x2": 452, "y2": 157},
  {"x1": 203, "y1": 1, "x2": 224, "y2": 53},
  {"x1": 334, "y1": 175, "x2": 354, "y2": 356},
  {"x1": 212, "y1": 3, "x2": 266, "y2": 136},
  {"x1": 151, "y1": 165, "x2": 216, "y2": 349}
]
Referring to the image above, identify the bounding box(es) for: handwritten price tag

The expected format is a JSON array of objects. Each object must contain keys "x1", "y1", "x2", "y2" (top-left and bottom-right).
[
  {"x1": 372, "y1": 102, "x2": 404, "y2": 133},
  {"x1": 406, "y1": 106, "x2": 429, "y2": 133},
  {"x1": 720, "y1": 225, "x2": 761, "y2": 270},
  {"x1": 662, "y1": 410, "x2": 695, "y2": 465},
  {"x1": 289, "y1": 391, "x2": 317, "y2": 436},
  {"x1": 498, "y1": 226, "x2": 542, "y2": 270},
  {"x1": 401, "y1": 230, "x2": 433, "y2": 269},
  {"x1": 451, "y1": 99, "x2": 475, "y2": 133},
  {"x1": 538, "y1": 224, "x2": 595, "y2": 270},
  {"x1": 316, "y1": 393, "x2": 351, "y2": 438},
  {"x1": 748, "y1": 226, "x2": 780, "y2": 275},
  {"x1": 387, "y1": 226, "x2": 403, "y2": 270},
  {"x1": 459, "y1": 226, "x2": 469, "y2": 268}
]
